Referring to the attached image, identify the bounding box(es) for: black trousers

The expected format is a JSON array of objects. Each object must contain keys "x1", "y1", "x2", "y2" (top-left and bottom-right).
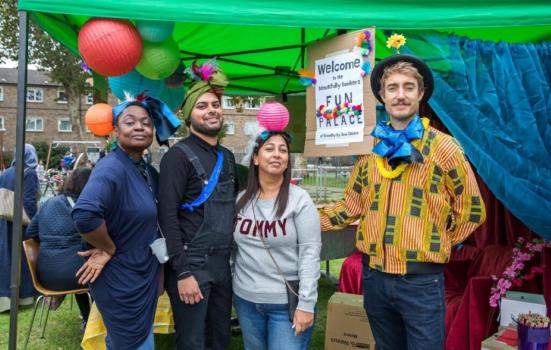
[{"x1": 166, "y1": 253, "x2": 232, "y2": 350}]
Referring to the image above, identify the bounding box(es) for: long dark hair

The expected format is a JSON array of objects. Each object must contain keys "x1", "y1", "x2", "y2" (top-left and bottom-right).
[{"x1": 236, "y1": 133, "x2": 292, "y2": 218}]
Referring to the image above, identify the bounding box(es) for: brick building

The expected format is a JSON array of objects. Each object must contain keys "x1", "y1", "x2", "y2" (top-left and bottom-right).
[{"x1": 0, "y1": 67, "x2": 263, "y2": 166}]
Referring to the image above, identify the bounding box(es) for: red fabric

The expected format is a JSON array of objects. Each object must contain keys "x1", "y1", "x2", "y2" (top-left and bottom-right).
[
  {"x1": 338, "y1": 250, "x2": 363, "y2": 294},
  {"x1": 496, "y1": 328, "x2": 518, "y2": 346}
]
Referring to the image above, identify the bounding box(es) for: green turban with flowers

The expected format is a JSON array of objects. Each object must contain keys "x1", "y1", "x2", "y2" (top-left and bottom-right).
[{"x1": 182, "y1": 59, "x2": 229, "y2": 126}]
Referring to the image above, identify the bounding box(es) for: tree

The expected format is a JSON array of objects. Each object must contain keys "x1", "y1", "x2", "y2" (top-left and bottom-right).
[{"x1": 0, "y1": 0, "x2": 91, "y2": 139}]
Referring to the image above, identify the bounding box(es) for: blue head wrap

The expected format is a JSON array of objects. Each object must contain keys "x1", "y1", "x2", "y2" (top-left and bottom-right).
[{"x1": 112, "y1": 95, "x2": 181, "y2": 146}]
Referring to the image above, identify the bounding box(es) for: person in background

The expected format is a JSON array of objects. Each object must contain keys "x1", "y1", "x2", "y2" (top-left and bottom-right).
[
  {"x1": 26, "y1": 167, "x2": 92, "y2": 328},
  {"x1": 72, "y1": 95, "x2": 180, "y2": 349},
  {"x1": 0, "y1": 144, "x2": 39, "y2": 312}
]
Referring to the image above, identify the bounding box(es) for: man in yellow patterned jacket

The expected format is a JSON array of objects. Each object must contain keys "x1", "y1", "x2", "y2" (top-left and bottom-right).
[{"x1": 319, "y1": 54, "x2": 486, "y2": 350}]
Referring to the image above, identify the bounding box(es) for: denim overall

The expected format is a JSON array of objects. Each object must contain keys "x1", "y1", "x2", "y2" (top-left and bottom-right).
[{"x1": 167, "y1": 143, "x2": 236, "y2": 350}]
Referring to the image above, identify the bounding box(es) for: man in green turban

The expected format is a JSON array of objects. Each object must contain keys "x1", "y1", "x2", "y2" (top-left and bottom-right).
[{"x1": 159, "y1": 61, "x2": 238, "y2": 349}]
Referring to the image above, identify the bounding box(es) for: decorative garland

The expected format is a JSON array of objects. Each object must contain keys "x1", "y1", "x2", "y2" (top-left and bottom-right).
[
  {"x1": 317, "y1": 102, "x2": 362, "y2": 120},
  {"x1": 374, "y1": 117, "x2": 429, "y2": 179},
  {"x1": 354, "y1": 30, "x2": 373, "y2": 77}
]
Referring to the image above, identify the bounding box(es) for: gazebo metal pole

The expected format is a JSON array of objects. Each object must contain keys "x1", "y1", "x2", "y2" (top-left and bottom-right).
[{"x1": 8, "y1": 9, "x2": 29, "y2": 350}]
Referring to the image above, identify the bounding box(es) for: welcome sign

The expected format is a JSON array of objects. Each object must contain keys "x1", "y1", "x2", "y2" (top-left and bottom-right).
[
  {"x1": 304, "y1": 28, "x2": 376, "y2": 157},
  {"x1": 315, "y1": 51, "x2": 365, "y2": 144}
]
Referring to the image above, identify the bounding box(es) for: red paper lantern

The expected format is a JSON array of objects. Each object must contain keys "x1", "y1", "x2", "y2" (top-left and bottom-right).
[
  {"x1": 85, "y1": 103, "x2": 114, "y2": 136},
  {"x1": 78, "y1": 18, "x2": 143, "y2": 77}
]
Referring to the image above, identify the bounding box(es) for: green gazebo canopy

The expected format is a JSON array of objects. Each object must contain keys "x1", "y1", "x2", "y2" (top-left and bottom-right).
[{"x1": 18, "y1": 0, "x2": 551, "y2": 95}]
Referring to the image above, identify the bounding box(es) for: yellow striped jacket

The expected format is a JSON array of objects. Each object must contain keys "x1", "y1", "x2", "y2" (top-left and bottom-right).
[{"x1": 319, "y1": 125, "x2": 486, "y2": 274}]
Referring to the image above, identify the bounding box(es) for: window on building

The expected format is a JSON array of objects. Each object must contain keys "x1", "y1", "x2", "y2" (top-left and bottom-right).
[
  {"x1": 244, "y1": 97, "x2": 263, "y2": 110},
  {"x1": 56, "y1": 89, "x2": 68, "y2": 103},
  {"x1": 26, "y1": 88, "x2": 44, "y2": 103},
  {"x1": 86, "y1": 92, "x2": 94, "y2": 105},
  {"x1": 222, "y1": 96, "x2": 235, "y2": 109},
  {"x1": 244, "y1": 121, "x2": 259, "y2": 135},
  {"x1": 26, "y1": 117, "x2": 44, "y2": 132},
  {"x1": 0, "y1": 117, "x2": 5, "y2": 131},
  {"x1": 225, "y1": 121, "x2": 235, "y2": 135},
  {"x1": 58, "y1": 118, "x2": 72, "y2": 132},
  {"x1": 0, "y1": 87, "x2": 4, "y2": 101}
]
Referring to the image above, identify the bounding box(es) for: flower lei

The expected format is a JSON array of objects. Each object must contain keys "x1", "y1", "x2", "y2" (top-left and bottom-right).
[
  {"x1": 489, "y1": 237, "x2": 551, "y2": 308},
  {"x1": 374, "y1": 117, "x2": 429, "y2": 179}
]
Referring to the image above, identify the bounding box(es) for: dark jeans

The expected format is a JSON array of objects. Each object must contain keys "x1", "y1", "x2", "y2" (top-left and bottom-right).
[
  {"x1": 166, "y1": 253, "x2": 232, "y2": 350},
  {"x1": 362, "y1": 256, "x2": 445, "y2": 350}
]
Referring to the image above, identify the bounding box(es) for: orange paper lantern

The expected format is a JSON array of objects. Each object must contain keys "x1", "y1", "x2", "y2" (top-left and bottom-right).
[
  {"x1": 78, "y1": 18, "x2": 143, "y2": 77},
  {"x1": 85, "y1": 103, "x2": 114, "y2": 136}
]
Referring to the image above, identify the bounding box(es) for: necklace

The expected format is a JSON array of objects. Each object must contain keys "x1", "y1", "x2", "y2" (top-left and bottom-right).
[{"x1": 374, "y1": 118, "x2": 430, "y2": 179}]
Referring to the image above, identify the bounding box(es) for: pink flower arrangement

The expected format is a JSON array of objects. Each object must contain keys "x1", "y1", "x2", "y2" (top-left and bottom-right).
[{"x1": 489, "y1": 237, "x2": 550, "y2": 307}]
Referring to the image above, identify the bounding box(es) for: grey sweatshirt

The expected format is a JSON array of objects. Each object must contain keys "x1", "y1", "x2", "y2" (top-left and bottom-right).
[{"x1": 233, "y1": 185, "x2": 322, "y2": 313}]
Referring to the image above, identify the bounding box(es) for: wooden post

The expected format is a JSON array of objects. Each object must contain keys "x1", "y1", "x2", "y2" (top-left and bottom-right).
[{"x1": 44, "y1": 141, "x2": 53, "y2": 170}]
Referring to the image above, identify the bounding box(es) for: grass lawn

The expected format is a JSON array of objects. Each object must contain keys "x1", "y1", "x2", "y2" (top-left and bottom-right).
[{"x1": 1, "y1": 260, "x2": 344, "y2": 349}]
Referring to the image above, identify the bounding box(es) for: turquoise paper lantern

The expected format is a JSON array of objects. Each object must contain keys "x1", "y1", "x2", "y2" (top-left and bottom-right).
[
  {"x1": 108, "y1": 69, "x2": 165, "y2": 100},
  {"x1": 136, "y1": 38, "x2": 181, "y2": 80},
  {"x1": 160, "y1": 85, "x2": 185, "y2": 111},
  {"x1": 135, "y1": 20, "x2": 175, "y2": 43}
]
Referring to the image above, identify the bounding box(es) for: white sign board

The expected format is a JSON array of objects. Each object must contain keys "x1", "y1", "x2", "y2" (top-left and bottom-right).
[{"x1": 314, "y1": 51, "x2": 365, "y2": 145}]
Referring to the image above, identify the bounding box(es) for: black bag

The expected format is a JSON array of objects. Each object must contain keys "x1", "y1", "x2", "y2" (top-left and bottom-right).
[{"x1": 286, "y1": 279, "x2": 300, "y2": 322}]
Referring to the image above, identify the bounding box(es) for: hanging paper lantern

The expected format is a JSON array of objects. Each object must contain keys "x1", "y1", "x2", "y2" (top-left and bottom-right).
[
  {"x1": 85, "y1": 103, "x2": 113, "y2": 136},
  {"x1": 78, "y1": 18, "x2": 142, "y2": 77},
  {"x1": 257, "y1": 102, "x2": 289, "y2": 132},
  {"x1": 136, "y1": 38, "x2": 180, "y2": 80},
  {"x1": 160, "y1": 84, "x2": 185, "y2": 112},
  {"x1": 108, "y1": 69, "x2": 165, "y2": 100},
  {"x1": 135, "y1": 20, "x2": 175, "y2": 43}
]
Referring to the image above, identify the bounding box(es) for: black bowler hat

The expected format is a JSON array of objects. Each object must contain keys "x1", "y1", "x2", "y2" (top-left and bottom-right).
[{"x1": 370, "y1": 54, "x2": 434, "y2": 104}]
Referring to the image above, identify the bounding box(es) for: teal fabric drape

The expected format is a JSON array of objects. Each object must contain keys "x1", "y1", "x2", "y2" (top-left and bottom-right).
[{"x1": 404, "y1": 32, "x2": 551, "y2": 238}]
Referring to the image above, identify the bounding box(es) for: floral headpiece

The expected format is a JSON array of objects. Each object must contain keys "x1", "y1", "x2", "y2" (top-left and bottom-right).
[{"x1": 182, "y1": 58, "x2": 229, "y2": 125}]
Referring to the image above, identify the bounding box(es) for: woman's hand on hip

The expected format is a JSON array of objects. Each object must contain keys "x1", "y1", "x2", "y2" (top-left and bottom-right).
[
  {"x1": 177, "y1": 276, "x2": 204, "y2": 304},
  {"x1": 293, "y1": 309, "x2": 314, "y2": 336},
  {"x1": 76, "y1": 248, "x2": 112, "y2": 285}
]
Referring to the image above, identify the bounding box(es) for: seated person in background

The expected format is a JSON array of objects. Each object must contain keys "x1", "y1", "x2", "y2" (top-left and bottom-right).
[{"x1": 26, "y1": 167, "x2": 92, "y2": 327}]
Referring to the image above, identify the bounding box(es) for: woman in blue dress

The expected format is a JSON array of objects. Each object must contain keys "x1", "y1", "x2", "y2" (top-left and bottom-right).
[
  {"x1": 0, "y1": 144, "x2": 39, "y2": 312},
  {"x1": 72, "y1": 96, "x2": 180, "y2": 349},
  {"x1": 26, "y1": 167, "x2": 92, "y2": 327}
]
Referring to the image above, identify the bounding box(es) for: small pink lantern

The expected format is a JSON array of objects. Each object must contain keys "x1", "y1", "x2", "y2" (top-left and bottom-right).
[{"x1": 257, "y1": 102, "x2": 289, "y2": 132}]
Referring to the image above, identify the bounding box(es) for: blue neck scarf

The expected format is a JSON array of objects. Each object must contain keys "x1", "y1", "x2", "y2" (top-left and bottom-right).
[{"x1": 371, "y1": 116, "x2": 425, "y2": 168}]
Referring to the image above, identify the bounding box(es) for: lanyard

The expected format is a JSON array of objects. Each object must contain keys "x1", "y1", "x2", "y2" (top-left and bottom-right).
[{"x1": 180, "y1": 149, "x2": 224, "y2": 212}]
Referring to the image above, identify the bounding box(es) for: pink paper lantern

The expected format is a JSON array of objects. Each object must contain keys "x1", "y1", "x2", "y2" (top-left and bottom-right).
[
  {"x1": 78, "y1": 18, "x2": 143, "y2": 77},
  {"x1": 257, "y1": 102, "x2": 289, "y2": 132}
]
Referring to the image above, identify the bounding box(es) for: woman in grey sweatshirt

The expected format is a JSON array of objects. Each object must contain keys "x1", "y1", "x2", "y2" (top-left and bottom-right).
[{"x1": 233, "y1": 130, "x2": 321, "y2": 350}]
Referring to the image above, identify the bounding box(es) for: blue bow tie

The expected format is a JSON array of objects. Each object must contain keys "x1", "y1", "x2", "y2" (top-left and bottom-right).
[{"x1": 371, "y1": 116, "x2": 425, "y2": 167}]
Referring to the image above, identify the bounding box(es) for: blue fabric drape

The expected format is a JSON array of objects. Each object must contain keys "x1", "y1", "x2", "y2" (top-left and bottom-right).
[{"x1": 401, "y1": 32, "x2": 551, "y2": 238}]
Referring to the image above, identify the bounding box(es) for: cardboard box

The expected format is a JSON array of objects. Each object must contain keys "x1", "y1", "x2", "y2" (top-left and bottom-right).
[
  {"x1": 500, "y1": 291, "x2": 547, "y2": 327},
  {"x1": 481, "y1": 327, "x2": 517, "y2": 350},
  {"x1": 325, "y1": 292, "x2": 376, "y2": 350}
]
